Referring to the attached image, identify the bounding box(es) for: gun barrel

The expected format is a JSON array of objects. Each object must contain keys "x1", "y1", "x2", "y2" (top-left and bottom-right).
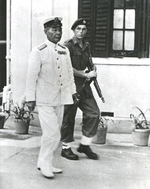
[
  {"x1": 93, "y1": 79, "x2": 103, "y2": 98},
  {"x1": 88, "y1": 48, "x2": 104, "y2": 100}
]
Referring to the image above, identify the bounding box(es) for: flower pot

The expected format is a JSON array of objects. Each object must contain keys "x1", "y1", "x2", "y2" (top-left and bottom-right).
[
  {"x1": 0, "y1": 112, "x2": 8, "y2": 129},
  {"x1": 92, "y1": 127, "x2": 107, "y2": 144},
  {"x1": 14, "y1": 119, "x2": 30, "y2": 134},
  {"x1": 132, "y1": 129, "x2": 150, "y2": 146}
]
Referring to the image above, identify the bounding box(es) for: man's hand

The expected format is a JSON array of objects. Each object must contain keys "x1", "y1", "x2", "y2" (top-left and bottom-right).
[
  {"x1": 27, "y1": 101, "x2": 36, "y2": 111},
  {"x1": 86, "y1": 70, "x2": 97, "y2": 79},
  {"x1": 72, "y1": 93, "x2": 80, "y2": 105}
]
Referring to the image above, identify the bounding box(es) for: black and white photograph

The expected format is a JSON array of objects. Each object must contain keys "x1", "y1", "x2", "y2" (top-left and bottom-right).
[{"x1": 0, "y1": 0, "x2": 150, "y2": 188}]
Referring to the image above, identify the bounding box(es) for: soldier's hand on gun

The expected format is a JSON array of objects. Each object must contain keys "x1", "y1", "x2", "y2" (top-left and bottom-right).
[
  {"x1": 72, "y1": 93, "x2": 80, "y2": 105},
  {"x1": 27, "y1": 101, "x2": 36, "y2": 111},
  {"x1": 87, "y1": 70, "x2": 97, "y2": 79}
]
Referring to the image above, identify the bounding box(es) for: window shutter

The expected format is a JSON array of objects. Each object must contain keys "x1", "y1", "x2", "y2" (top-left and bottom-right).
[
  {"x1": 93, "y1": 0, "x2": 111, "y2": 57},
  {"x1": 78, "y1": 0, "x2": 111, "y2": 57},
  {"x1": 78, "y1": 0, "x2": 93, "y2": 45},
  {"x1": 138, "y1": 0, "x2": 150, "y2": 58}
]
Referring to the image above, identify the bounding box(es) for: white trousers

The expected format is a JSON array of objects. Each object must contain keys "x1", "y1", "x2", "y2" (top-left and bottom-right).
[{"x1": 37, "y1": 105, "x2": 64, "y2": 167}]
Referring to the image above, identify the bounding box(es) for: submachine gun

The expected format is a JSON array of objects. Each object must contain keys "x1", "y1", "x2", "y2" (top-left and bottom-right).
[
  {"x1": 68, "y1": 48, "x2": 105, "y2": 113},
  {"x1": 87, "y1": 51, "x2": 105, "y2": 103},
  {"x1": 73, "y1": 50, "x2": 105, "y2": 105}
]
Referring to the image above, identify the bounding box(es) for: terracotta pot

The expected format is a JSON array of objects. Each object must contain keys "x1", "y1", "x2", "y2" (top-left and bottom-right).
[
  {"x1": 14, "y1": 119, "x2": 30, "y2": 134},
  {"x1": 92, "y1": 127, "x2": 107, "y2": 144},
  {"x1": 0, "y1": 112, "x2": 7, "y2": 129},
  {"x1": 132, "y1": 129, "x2": 150, "y2": 146}
]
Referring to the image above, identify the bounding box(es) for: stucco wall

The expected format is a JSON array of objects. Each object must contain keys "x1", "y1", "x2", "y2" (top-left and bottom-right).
[
  {"x1": 11, "y1": 0, "x2": 31, "y2": 103},
  {"x1": 92, "y1": 58, "x2": 150, "y2": 117}
]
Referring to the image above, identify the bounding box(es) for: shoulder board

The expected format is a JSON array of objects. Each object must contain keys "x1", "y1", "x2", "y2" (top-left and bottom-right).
[
  {"x1": 58, "y1": 43, "x2": 66, "y2": 49},
  {"x1": 38, "y1": 43, "x2": 47, "y2": 51}
]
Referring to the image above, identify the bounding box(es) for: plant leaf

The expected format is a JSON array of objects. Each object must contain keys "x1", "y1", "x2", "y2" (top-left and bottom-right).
[{"x1": 134, "y1": 107, "x2": 147, "y2": 125}]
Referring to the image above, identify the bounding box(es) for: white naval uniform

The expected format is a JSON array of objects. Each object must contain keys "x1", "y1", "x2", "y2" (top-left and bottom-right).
[{"x1": 26, "y1": 39, "x2": 76, "y2": 168}]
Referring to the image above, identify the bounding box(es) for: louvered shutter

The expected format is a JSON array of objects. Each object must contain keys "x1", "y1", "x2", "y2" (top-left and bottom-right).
[
  {"x1": 138, "y1": 0, "x2": 150, "y2": 58},
  {"x1": 93, "y1": 0, "x2": 111, "y2": 57},
  {"x1": 78, "y1": 0, "x2": 93, "y2": 45},
  {"x1": 78, "y1": 0, "x2": 111, "y2": 57}
]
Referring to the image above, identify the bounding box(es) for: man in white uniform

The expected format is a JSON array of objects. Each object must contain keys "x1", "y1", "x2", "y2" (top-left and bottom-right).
[{"x1": 26, "y1": 16, "x2": 76, "y2": 178}]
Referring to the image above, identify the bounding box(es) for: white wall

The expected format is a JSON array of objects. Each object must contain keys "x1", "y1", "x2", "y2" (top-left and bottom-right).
[
  {"x1": 92, "y1": 58, "x2": 150, "y2": 117},
  {"x1": 11, "y1": 0, "x2": 31, "y2": 102}
]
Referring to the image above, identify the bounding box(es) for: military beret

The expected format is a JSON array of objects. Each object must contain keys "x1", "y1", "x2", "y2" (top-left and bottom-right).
[
  {"x1": 43, "y1": 16, "x2": 63, "y2": 28},
  {"x1": 71, "y1": 18, "x2": 87, "y2": 30}
]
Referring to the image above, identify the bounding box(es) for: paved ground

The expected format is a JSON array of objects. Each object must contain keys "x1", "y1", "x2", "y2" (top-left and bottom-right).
[{"x1": 0, "y1": 122, "x2": 150, "y2": 189}]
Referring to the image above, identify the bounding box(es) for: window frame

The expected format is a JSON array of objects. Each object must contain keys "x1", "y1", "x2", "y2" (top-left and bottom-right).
[{"x1": 109, "y1": 0, "x2": 138, "y2": 57}]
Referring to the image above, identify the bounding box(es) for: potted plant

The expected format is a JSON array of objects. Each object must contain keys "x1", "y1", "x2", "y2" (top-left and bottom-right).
[
  {"x1": 5, "y1": 94, "x2": 34, "y2": 134},
  {"x1": 130, "y1": 107, "x2": 150, "y2": 146},
  {"x1": 0, "y1": 112, "x2": 9, "y2": 129},
  {"x1": 0, "y1": 88, "x2": 12, "y2": 129},
  {"x1": 11, "y1": 105, "x2": 34, "y2": 134},
  {"x1": 92, "y1": 117, "x2": 110, "y2": 144}
]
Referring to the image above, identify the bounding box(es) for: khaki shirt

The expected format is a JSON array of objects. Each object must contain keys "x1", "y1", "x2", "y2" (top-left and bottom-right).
[
  {"x1": 26, "y1": 39, "x2": 76, "y2": 106},
  {"x1": 64, "y1": 37, "x2": 93, "y2": 98}
]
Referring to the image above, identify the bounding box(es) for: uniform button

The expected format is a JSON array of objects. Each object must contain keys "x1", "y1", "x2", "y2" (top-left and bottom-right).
[
  {"x1": 61, "y1": 84, "x2": 63, "y2": 86},
  {"x1": 57, "y1": 58, "x2": 59, "y2": 60},
  {"x1": 58, "y1": 66, "x2": 60, "y2": 69},
  {"x1": 60, "y1": 75, "x2": 61, "y2": 77}
]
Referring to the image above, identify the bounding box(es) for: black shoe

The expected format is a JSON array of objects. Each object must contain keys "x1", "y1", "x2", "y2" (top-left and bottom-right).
[
  {"x1": 61, "y1": 148, "x2": 79, "y2": 160},
  {"x1": 77, "y1": 144, "x2": 99, "y2": 160}
]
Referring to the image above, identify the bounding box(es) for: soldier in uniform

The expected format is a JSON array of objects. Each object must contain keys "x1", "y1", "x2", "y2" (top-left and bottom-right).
[
  {"x1": 61, "y1": 18, "x2": 104, "y2": 161},
  {"x1": 26, "y1": 16, "x2": 76, "y2": 178}
]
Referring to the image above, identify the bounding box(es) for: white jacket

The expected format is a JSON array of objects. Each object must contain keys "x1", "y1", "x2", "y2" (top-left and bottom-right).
[{"x1": 26, "y1": 39, "x2": 76, "y2": 106}]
